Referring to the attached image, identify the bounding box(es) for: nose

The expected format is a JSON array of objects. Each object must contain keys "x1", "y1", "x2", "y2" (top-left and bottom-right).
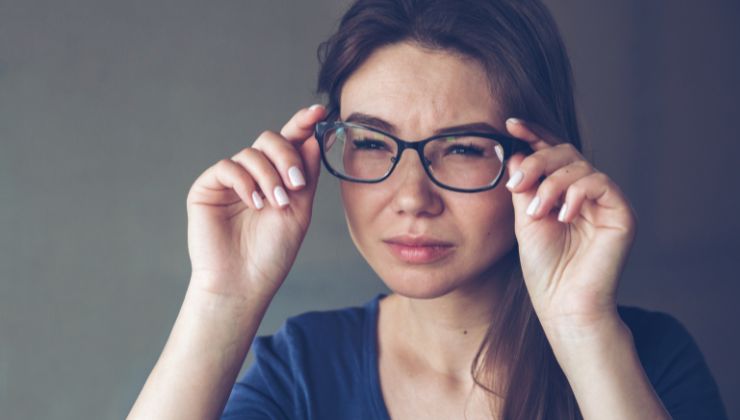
[{"x1": 388, "y1": 148, "x2": 444, "y2": 217}]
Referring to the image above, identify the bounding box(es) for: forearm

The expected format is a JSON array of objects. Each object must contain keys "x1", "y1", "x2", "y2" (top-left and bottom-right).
[
  {"x1": 543, "y1": 315, "x2": 671, "y2": 420},
  {"x1": 128, "y1": 281, "x2": 272, "y2": 420}
]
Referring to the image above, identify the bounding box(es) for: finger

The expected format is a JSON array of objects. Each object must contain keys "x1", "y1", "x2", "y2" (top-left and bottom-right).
[
  {"x1": 503, "y1": 153, "x2": 537, "y2": 224},
  {"x1": 231, "y1": 148, "x2": 291, "y2": 209},
  {"x1": 188, "y1": 159, "x2": 261, "y2": 210},
  {"x1": 280, "y1": 104, "x2": 327, "y2": 143},
  {"x1": 279, "y1": 104, "x2": 326, "y2": 191},
  {"x1": 505, "y1": 143, "x2": 586, "y2": 193},
  {"x1": 298, "y1": 132, "x2": 321, "y2": 192},
  {"x1": 250, "y1": 131, "x2": 308, "y2": 191},
  {"x1": 525, "y1": 160, "x2": 595, "y2": 220},
  {"x1": 505, "y1": 118, "x2": 563, "y2": 152},
  {"x1": 559, "y1": 172, "x2": 631, "y2": 224}
]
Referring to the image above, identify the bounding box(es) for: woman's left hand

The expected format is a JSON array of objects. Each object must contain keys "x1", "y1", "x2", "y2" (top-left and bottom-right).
[{"x1": 504, "y1": 118, "x2": 637, "y2": 333}]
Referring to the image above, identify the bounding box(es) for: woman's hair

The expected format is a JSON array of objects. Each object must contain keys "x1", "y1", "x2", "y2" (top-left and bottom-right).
[{"x1": 316, "y1": 0, "x2": 583, "y2": 418}]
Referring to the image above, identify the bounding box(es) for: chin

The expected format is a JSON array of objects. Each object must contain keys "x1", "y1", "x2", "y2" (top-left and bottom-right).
[
  {"x1": 374, "y1": 265, "x2": 472, "y2": 300},
  {"x1": 368, "y1": 247, "x2": 517, "y2": 300}
]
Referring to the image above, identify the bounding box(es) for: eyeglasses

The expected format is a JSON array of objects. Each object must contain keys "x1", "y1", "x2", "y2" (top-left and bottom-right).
[{"x1": 314, "y1": 121, "x2": 532, "y2": 192}]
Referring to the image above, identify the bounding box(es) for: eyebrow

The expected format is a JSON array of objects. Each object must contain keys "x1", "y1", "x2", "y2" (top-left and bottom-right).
[{"x1": 343, "y1": 112, "x2": 507, "y2": 136}]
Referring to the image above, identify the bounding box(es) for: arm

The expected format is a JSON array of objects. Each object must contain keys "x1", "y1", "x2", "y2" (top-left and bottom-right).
[
  {"x1": 127, "y1": 104, "x2": 326, "y2": 419},
  {"x1": 543, "y1": 314, "x2": 671, "y2": 420},
  {"x1": 503, "y1": 118, "x2": 669, "y2": 419},
  {"x1": 128, "y1": 284, "x2": 272, "y2": 420}
]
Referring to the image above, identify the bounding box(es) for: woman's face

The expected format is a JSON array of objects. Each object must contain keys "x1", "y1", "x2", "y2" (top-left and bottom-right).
[{"x1": 339, "y1": 42, "x2": 517, "y2": 299}]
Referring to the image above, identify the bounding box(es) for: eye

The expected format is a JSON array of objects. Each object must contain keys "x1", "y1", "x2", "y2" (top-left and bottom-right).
[
  {"x1": 352, "y1": 139, "x2": 391, "y2": 151},
  {"x1": 445, "y1": 143, "x2": 485, "y2": 156}
]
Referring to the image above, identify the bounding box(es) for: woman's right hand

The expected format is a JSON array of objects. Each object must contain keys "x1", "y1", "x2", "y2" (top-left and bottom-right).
[{"x1": 185, "y1": 105, "x2": 327, "y2": 299}]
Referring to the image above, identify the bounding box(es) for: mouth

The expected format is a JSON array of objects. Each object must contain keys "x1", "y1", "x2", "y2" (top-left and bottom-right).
[{"x1": 382, "y1": 235, "x2": 455, "y2": 264}]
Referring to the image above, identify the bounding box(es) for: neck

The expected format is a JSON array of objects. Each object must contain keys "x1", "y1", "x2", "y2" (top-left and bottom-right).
[{"x1": 382, "y1": 253, "x2": 517, "y2": 382}]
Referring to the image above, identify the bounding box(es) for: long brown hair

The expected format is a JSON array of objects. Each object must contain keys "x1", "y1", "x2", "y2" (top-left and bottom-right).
[{"x1": 316, "y1": 1, "x2": 583, "y2": 418}]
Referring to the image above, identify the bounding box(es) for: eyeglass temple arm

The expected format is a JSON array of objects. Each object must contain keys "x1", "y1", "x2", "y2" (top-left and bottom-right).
[
  {"x1": 314, "y1": 122, "x2": 326, "y2": 140},
  {"x1": 509, "y1": 137, "x2": 534, "y2": 157}
]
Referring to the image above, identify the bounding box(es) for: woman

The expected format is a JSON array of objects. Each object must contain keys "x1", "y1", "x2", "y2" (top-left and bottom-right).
[{"x1": 129, "y1": 0, "x2": 726, "y2": 419}]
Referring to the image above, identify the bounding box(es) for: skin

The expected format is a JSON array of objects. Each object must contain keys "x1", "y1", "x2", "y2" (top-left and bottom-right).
[
  {"x1": 129, "y1": 41, "x2": 671, "y2": 419},
  {"x1": 339, "y1": 43, "x2": 516, "y2": 417},
  {"x1": 340, "y1": 44, "x2": 517, "y2": 302}
]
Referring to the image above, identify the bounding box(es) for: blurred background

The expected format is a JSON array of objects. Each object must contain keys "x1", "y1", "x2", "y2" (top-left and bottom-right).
[{"x1": 1, "y1": 0, "x2": 738, "y2": 418}]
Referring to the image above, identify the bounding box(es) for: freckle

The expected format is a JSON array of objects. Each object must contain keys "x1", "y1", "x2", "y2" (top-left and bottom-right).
[{"x1": 463, "y1": 330, "x2": 468, "y2": 335}]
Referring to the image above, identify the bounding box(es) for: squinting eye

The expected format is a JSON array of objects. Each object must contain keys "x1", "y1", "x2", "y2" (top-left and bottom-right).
[
  {"x1": 352, "y1": 139, "x2": 391, "y2": 151},
  {"x1": 446, "y1": 144, "x2": 485, "y2": 156}
]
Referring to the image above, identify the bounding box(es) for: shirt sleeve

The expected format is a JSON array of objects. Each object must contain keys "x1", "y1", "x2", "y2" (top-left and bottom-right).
[
  {"x1": 220, "y1": 323, "x2": 301, "y2": 420},
  {"x1": 623, "y1": 308, "x2": 728, "y2": 419}
]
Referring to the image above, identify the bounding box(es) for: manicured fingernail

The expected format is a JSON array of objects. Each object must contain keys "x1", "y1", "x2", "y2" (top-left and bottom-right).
[
  {"x1": 274, "y1": 186, "x2": 289, "y2": 207},
  {"x1": 558, "y1": 203, "x2": 568, "y2": 222},
  {"x1": 507, "y1": 118, "x2": 523, "y2": 125},
  {"x1": 288, "y1": 166, "x2": 305, "y2": 187},
  {"x1": 252, "y1": 191, "x2": 264, "y2": 210},
  {"x1": 506, "y1": 170, "x2": 524, "y2": 189},
  {"x1": 309, "y1": 104, "x2": 323, "y2": 111},
  {"x1": 526, "y1": 196, "x2": 541, "y2": 216}
]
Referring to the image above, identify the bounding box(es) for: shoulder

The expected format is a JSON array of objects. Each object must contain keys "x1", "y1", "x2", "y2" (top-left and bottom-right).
[
  {"x1": 248, "y1": 294, "x2": 383, "y2": 384},
  {"x1": 617, "y1": 305, "x2": 727, "y2": 419},
  {"x1": 617, "y1": 305, "x2": 692, "y2": 359},
  {"x1": 223, "y1": 296, "x2": 384, "y2": 419},
  {"x1": 262, "y1": 295, "x2": 378, "y2": 359},
  {"x1": 617, "y1": 305, "x2": 705, "y2": 382},
  {"x1": 284, "y1": 298, "x2": 374, "y2": 339}
]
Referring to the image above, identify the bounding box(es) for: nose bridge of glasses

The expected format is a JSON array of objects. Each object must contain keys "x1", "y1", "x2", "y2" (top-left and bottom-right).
[
  {"x1": 392, "y1": 139, "x2": 431, "y2": 168},
  {"x1": 387, "y1": 158, "x2": 433, "y2": 199}
]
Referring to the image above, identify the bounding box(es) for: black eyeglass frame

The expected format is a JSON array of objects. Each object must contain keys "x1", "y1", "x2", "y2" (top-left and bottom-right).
[{"x1": 314, "y1": 121, "x2": 533, "y2": 193}]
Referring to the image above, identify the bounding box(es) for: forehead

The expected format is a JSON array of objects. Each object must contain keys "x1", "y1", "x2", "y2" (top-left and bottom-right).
[{"x1": 339, "y1": 42, "x2": 503, "y2": 133}]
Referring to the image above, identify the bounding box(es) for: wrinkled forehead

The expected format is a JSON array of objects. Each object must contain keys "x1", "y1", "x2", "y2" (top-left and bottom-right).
[{"x1": 339, "y1": 42, "x2": 504, "y2": 137}]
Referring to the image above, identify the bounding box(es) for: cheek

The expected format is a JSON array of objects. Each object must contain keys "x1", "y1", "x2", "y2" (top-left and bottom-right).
[
  {"x1": 459, "y1": 189, "x2": 516, "y2": 246},
  {"x1": 340, "y1": 182, "x2": 386, "y2": 238}
]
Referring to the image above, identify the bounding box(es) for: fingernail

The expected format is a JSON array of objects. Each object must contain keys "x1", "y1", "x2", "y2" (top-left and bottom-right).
[
  {"x1": 309, "y1": 104, "x2": 323, "y2": 111},
  {"x1": 288, "y1": 166, "x2": 305, "y2": 188},
  {"x1": 252, "y1": 191, "x2": 264, "y2": 210},
  {"x1": 526, "y1": 196, "x2": 541, "y2": 216},
  {"x1": 507, "y1": 118, "x2": 523, "y2": 125},
  {"x1": 274, "y1": 186, "x2": 289, "y2": 207},
  {"x1": 558, "y1": 203, "x2": 568, "y2": 222},
  {"x1": 506, "y1": 170, "x2": 523, "y2": 189}
]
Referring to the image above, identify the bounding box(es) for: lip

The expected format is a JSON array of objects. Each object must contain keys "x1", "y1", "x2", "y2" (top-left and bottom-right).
[{"x1": 382, "y1": 235, "x2": 455, "y2": 264}]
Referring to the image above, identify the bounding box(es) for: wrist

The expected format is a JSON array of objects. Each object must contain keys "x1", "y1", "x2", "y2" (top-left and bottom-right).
[
  {"x1": 188, "y1": 270, "x2": 281, "y2": 306},
  {"x1": 539, "y1": 307, "x2": 623, "y2": 344},
  {"x1": 539, "y1": 314, "x2": 670, "y2": 420},
  {"x1": 159, "y1": 282, "x2": 271, "y2": 374},
  {"x1": 541, "y1": 312, "x2": 633, "y2": 374},
  {"x1": 183, "y1": 279, "x2": 274, "y2": 325}
]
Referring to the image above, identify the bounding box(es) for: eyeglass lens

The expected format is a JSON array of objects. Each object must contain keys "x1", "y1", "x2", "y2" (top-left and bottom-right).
[{"x1": 321, "y1": 124, "x2": 506, "y2": 190}]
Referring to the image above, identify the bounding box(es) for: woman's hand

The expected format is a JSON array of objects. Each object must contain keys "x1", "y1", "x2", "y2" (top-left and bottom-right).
[
  {"x1": 129, "y1": 105, "x2": 328, "y2": 420},
  {"x1": 504, "y1": 118, "x2": 674, "y2": 420},
  {"x1": 504, "y1": 118, "x2": 637, "y2": 333},
  {"x1": 185, "y1": 105, "x2": 326, "y2": 299}
]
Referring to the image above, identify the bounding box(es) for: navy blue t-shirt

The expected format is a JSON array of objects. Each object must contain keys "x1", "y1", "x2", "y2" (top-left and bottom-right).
[{"x1": 221, "y1": 294, "x2": 726, "y2": 419}]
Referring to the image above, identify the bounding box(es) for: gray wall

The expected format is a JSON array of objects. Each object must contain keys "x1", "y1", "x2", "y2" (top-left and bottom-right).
[{"x1": 1, "y1": 1, "x2": 737, "y2": 418}]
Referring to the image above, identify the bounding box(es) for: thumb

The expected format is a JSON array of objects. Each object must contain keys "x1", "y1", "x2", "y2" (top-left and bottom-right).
[
  {"x1": 285, "y1": 136, "x2": 321, "y2": 221},
  {"x1": 279, "y1": 104, "x2": 326, "y2": 200},
  {"x1": 506, "y1": 153, "x2": 537, "y2": 226},
  {"x1": 298, "y1": 135, "x2": 321, "y2": 194}
]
